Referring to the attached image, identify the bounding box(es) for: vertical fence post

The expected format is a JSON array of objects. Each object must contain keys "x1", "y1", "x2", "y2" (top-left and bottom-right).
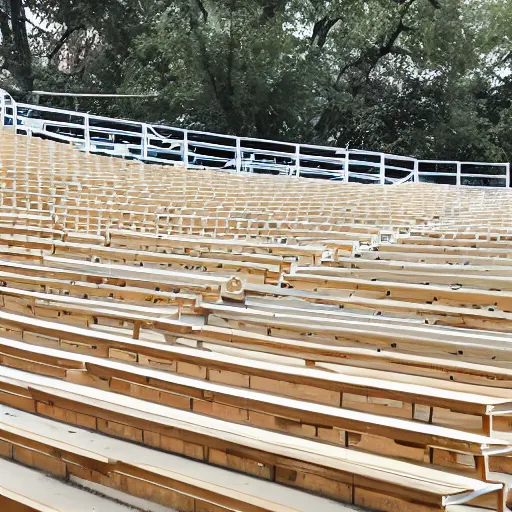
[
  {"x1": 413, "y1": 159, "x2": 419, "y2": 182},
  {"x1": 456, "y1": 162, "x2": 461, "y2": 186},
  {"x1": 344, "y1": 151, "x2": 349, "y2": 182},
  {"x1": 295, "y1": 144, "x2": 300, "y2": 177},
  {"x1": 235, "y1": 137, "x2": 242, "y2": 173},
  {"x1": 84, "y1": 114, "x2": 90, "y2": 152},
  {"x1": 141, "y1": 124, "x2": 148, "y2": 160},
  {"x1": 12, "y1": 101, "x2": 17, "y2": 133},
  {"x1": 0, "y1": 92, "x2": 4, "y2": 128},
  {"x1": 506, "y1": 163, "x2": 510, "y2": 188},
  {"x1": 183, "y1": 130, "x2": 189, "y2": 168},
  {"x1": 379, "y1": 154, "x2": 385, "y2": 185}
]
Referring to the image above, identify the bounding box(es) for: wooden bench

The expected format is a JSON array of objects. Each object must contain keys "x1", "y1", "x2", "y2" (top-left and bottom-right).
[
  {"x1": 1, "y1": 313, "x2": 512, "y2": 439},
  {"x1": 0, "y1": 409, "x2": 337, "y2": 512},
  {"x1": 244, "y1": 282, "x2": 512, "y2": 332},
  {"x1": 0, "y1": 323, "x2": 510, "y2": 476},
  {"x1": 0, "y1": 257, "x2": 235, "y2": 303},
  {"x1": 0, "y1": 367, "x2": 505, "y2": 512},
  {"x1": 2, "y1": 130, "x2": 512, "y2": 511}
]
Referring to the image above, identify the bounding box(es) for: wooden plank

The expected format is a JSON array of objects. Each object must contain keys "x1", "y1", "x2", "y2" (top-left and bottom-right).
[{"x1": 0, "y1": 373, "x2": 499, "y2": 508}]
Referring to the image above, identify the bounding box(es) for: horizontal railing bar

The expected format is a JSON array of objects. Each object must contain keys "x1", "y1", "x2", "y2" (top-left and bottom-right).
[
  {"x1": 185, "y1": 129, "x2": 238, "y2": 140},
  {"x1": 88, "y1": 127, "x2": 143, "y2": 137},
  {"x1": 16, "y1": 102, "x2": 87, "y2": 118},
  {"x1": 190, "y1": 154, "x2": 230, "y2": 163},
  {"x1": 32, "y1": 90, "x2": 159, "y2": 98},
  {"x1": 417, "y1": 160, "x2": 459, "y2": 165},
  {"x1": 383, "y1": 165, "x2": 415, "y2": 173},
  {"x1": 419, "y1": 172, "x2": 458, "y2": 176},
  {"x1": 238, "y1": 136, "x2": 299, "y2": 148},
  {"x1": 459, "y1": 174, "x2": 507, "y2": 179},
  {"x1": 239, "y1": 148, "x2": 295, "y2": 159},
  {"x1": 190, "y1": 141, "x2": 236, "y2": 151},
  {"x1": 348, "y1": 172, "x2": 381, "y2": 181},
  {"x1": 147, "y1": 125, "x2": 185, "y2": 136},
  {"x1": 461, "y1": 162, "x2": 508, "y2": 167},
  {"x1": 383, "y1": 154, "x2": 416, "y2": 162},
  {"x1": 22, "y1": 120, "x2": 85, "y2": 130}
]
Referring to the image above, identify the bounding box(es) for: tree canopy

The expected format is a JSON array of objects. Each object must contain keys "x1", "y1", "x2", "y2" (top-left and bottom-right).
[{"x1": 0, "y1": 0, "x2": 511, "y2": 161}]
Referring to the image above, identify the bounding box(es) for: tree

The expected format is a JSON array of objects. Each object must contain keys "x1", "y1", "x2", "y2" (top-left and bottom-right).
[
  {"x1": 122, "y1": 0, "x2": 320, "y2": 138},
  {"x1": 0, "y1": 0, "x2": 152, "y2": 102},
  {"x1": 0, "y1": 0, "x2": 511, "y2": 164},
  {"x1": 0, "y1": 0, "x2": 33, "y2": 91}
]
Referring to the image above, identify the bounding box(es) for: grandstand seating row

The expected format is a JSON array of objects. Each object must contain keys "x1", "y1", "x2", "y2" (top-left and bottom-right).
[{"x1": 0, "y1": 131, "x2": 511, "y2": 511}]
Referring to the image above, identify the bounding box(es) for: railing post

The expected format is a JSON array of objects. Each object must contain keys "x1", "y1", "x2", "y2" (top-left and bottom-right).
[
  {"x1": 413, "y1": 159, "x2": 419, "y2": 182},
  {"x1": 379, "y1": 154, "x2": 385, "y2": 185},
  {"x1": 84, "y1": 114, "x2": 90, "y2": 152},
  {"x1": 344, "y1": 151, "x2": 349, "y2": 182},
  {"x1": 235, "y1": 137, "x2": 242, "y2": 173},
  {"x1": 141, "y1": 124, "x2": 148, "y2": 160},
  {"x1": 248, "y1": 153, "x2": 255, "y2": 173},
  {"x1": 456, "y1": 162, "x2": 461, "y2": 186},
  {"x1": 506, "y1": 163, "x2": 510, "y2": 188},
  {"x1": 0, "y1": 92, "x2": 4, "y2": 128},
  {"x1": 183, "y1": 130, "x2": 189, "y2": 168},
  {"x1": 12, "y1": 101, "x2": 17, "y2": 133},
  {"x1": 295, "y1": 144, "x2": 300, "y2": 177}
]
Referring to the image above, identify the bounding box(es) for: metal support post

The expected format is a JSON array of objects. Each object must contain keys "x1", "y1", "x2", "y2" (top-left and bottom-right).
[
  {"x1": 84, "y1": 114, "x2": 91, "y2": 152},
  {"x1": 295, "y1": 144, "x2": 301, "y2": 177},
  {"x1": 141, "y1": 124, "x2": 148, "y2": 160},
  {"x1": 183, "y1": 130, "x2": 189, "y2": 168},
  {"x1": 0, "y1": 92, "x2": 4, "y2": 128},
  {"x1": 12, "y1": 103, "x2": 17, "y2": 133},
  {"x1": 379, "y1": 154, "x2": 385, "y2": 185},
  {"x1": 235, "y1": 137, "x2": 242, "y2": 173},
  {"x1": 344, "y1": 152, "x2": 350, "y2": 182}
]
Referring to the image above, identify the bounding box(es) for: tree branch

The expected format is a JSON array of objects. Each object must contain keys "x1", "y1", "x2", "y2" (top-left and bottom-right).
[
  {"x1": 500, "y1": 51, "x2": 512, "y2": 65},
  {"x1": 335, "y1": 3, "x2": 414, "y2": 85},
  {"x1": 195, "y1": 0, "x2": 208, "y2": 23},
  {"x1": 20, "y1": 15, "x2": 51, "y2": 33},
  {"x1": 311, "y1": 16, "x2": 342, "y2": 48},
  {"x1": 47, "y1": 25, "x2": 86, "y2": 61},
  {"x1": 187, "y1": 2, "x2": 218, "y2": 98},
  {"x1": 0, "y1": 8, "x2": 12, "y2": 43},
  {"x1": 259, "y1": 0, "x2": 287, "y2": 24}
]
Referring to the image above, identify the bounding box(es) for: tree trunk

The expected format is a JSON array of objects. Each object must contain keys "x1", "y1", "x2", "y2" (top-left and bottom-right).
[{"x1": 0, "y1": 0, "x2": 33, "y2": 92}]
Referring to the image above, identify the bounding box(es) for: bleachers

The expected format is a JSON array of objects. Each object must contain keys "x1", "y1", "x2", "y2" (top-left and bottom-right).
[{"x1": 0, "y1": 130, "x2": 511, "y2": 511}]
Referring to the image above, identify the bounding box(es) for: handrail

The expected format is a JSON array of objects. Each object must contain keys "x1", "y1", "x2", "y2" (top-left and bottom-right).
[{"x1": 0, "y1": 88, "x2": 509, "y2": 187}]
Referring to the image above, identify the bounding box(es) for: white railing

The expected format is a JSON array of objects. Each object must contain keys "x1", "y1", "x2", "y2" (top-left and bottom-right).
[{"x1": 0, "y1": 89, "x2": 509, "y2": 187}]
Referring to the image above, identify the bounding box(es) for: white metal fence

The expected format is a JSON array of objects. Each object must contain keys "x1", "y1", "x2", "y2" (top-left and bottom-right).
[{"x1": 1, "y1": 89, "x2": 509, "y2": 187}]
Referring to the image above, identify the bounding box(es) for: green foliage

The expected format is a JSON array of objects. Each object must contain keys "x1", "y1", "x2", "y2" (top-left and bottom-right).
[{"x1": 0, "y1": 0, "x2": 511, "y2": 162}]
